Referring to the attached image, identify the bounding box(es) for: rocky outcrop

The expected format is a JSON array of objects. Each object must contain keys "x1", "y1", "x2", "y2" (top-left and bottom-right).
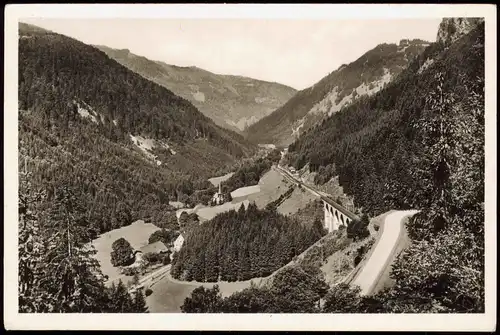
[{"x1": 436, "y1": 17, "x2": 484, "y2": 45}]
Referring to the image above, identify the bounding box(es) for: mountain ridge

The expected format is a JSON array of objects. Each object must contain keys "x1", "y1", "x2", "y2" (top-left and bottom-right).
[
  {"x1": 18, "y1": 22, "x2": 256, "y2": 235},
  {"x1": 94, "y1": 44, "x2": 297, "y2": 133},
  {"x1": 246, "y1": 38, "x2": 431, "y2": 147}
]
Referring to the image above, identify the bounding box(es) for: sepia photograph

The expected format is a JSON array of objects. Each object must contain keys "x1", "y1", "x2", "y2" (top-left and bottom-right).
[{"x1": 3, "y1": 3, "x2": 497, "y2": 331}]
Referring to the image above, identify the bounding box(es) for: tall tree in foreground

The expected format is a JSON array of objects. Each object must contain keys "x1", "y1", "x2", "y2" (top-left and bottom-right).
[
  {"x1": 408, "y1": 72, "x2": 460, "y2": 239},
  {"x1": 34, "y1": 186, "x2": 110, "y2": 312},
  {"x1": 382, "y1": 67, "x2": 485, "y2": 313},
  {"x1": 132, "y1": 289, "x2": 149, "y2": 313},
  {"x1": 18, "y1": 172, "x2": 46, "y2": 312},
  {"x1": 18, "y1": 174, "x2": 148, "y2": 313}
]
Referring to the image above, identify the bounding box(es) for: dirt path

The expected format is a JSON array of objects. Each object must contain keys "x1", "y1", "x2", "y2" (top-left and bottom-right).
[{"x1": 350, "y1": 210, "x2": 419, "y2": 296}]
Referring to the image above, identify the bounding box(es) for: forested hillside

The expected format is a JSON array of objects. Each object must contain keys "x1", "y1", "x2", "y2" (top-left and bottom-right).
[
  {"x1": 170, "y1": 203, "x2": 326, "y2": 282},
  {"x1": 285, "y1": 20, "x2": 485, "y2": 312},
  {"x1": 246, "y1": 39, "x2": 429, "y2": 146},
  {"x1": 95, "y1": 45, "x2": 297, "y2": 133},
  {"x1": 18, "y1": 22, "x2": 255, "y2": 236},
  {"x1": 286, "y1": 23, "x2": 484, "y2": 216},
  {"x1": 220, "y1": 148, "x2": 281, "y2": 194}
]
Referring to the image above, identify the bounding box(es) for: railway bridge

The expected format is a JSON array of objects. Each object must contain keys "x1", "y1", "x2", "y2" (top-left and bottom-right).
[
  {"x1": 274, "y1": 165, "x2": 360, "y2": 233},
  {"x1": 321, "y1": 195, "x2": 360, "y2": 232}
]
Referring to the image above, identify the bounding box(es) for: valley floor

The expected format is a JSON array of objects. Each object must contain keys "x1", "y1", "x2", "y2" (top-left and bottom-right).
[
  {"x1": 175, "y1": 168, "x2": 316, "y2": 222},
  {"x1": 91, "y1": 220, "x2": 161, "y2": 286},
  {"x1": 145, "y1": 267, "x2": 268, "y2": 313},
  {"x1": 91, "y1": 167, "x2": 383, "y2": 313}
]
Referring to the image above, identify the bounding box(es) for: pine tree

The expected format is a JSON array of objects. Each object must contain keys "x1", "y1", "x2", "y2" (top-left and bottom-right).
[
  {"x1": 131, "y1": 273, "x2": 140, "y2": 287},
  {"x1": 108, "y1": 280, "x2": 134, "y2": 313},
  {"x1": 409, "y1": 71, "x2": 476, "y2": 240},
  {"x1": 18, "y1": 172, "x2": 47, "y2": 312},
  {"x1": 18, "y1": 179, "x2": 123, "y2": 313},
  {"x1": 132, "y1": 289, "x2": 149, "y2": 313},
  {"x1": 36, "y1": 186, "x2": 108, "y2": 312}
]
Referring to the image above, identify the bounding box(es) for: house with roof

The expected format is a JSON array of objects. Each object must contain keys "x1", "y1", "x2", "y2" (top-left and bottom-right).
[{"x1": 137, "y1": 241, "x2": 169, "y2": 255}]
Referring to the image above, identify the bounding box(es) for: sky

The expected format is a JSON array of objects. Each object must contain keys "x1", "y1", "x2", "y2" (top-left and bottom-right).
[{"x1": 20, "y1": 18, "x2": 442, "y2": 90}]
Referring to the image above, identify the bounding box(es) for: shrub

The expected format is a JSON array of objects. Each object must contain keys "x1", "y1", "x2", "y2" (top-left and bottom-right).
[
  {"x1": 354, "y1": 251, "x2": 363, "y2": 266},
  {"x1": 122, "y1": 266, "x2": 139, "y2": 276},
  {"x1": 347, "y1": 214, "x2": 370, "y2": 241},
  {"x1": 145, "y1": 288, "x2": 153, "y2": 297}
]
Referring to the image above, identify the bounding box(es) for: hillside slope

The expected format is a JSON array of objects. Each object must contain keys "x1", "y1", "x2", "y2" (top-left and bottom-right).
[
  {"x1": 246, "y1": 39, "x2": 430, "y2": 146},
  {"x1": 18, "y1": 22, "x2": 255, "y2": 236},
  {"x1": 212, "y1": 18, "x2": 486, "y2": 314},
  {"x1": 95, "y1": 45, "x2": 297, "y2": 133},
  {"x1": 285, "y1": 20, "x2": 484, "y2": 216}
]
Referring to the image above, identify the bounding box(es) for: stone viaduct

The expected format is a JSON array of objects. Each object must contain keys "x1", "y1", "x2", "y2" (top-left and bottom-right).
[
  {"x1": 274, "y1": 165, "x2": 360, "y2": 233},
  {"x1": 321, "y1": 195, "x2": 360, "y2": 233}
]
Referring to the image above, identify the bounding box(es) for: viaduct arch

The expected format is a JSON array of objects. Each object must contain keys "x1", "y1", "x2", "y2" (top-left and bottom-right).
[{"x1": 322, "y1": 196, "x2": 359, "y2": 233}]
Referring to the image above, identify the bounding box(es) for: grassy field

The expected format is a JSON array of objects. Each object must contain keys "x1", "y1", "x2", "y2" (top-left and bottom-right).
[
  {"x1": 146, "y1": 273, "x2": 265, "y2": 313},
  {"x1": 243, "y1": 169, "x2": 291, "y2": 208},
  {"x1": 208, "y1": 172, "x2": 235, "y2": 187},
  {"x1": 277, "y1": 186, "x2": 318, "y2": 216},
  {"x1": 91, "y1": 220, "x2": 160, "y2": 286},
  {"x1": 196, "y1": 200, "x2": 250, "y2": 222},
  {"x1": 175, "y1": 169, "x2": 290, "y2": 222},
  {"x1": 230, "y1": 184, "x2": 261, "y2": 198}
]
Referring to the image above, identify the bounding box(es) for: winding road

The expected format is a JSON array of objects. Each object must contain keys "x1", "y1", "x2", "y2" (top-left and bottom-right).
[{"x1": 350, "y1": 210, "x2": 419, "y2": 295}]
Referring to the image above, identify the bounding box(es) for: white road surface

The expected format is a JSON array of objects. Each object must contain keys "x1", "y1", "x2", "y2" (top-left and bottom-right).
[{"x1": 351, "y1": 209, "x2": 419, "y2": 296}]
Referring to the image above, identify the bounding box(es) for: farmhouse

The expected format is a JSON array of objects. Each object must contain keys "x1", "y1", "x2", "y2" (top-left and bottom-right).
[{"x1": 138, "y1": 241, "x2": 169, "y2": 254}]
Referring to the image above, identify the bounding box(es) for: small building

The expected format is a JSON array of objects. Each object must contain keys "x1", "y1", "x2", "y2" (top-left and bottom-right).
[
  {"x1": 173, "y1": 234, "x2": 184, "y2": 253},
  {"x1": 138, "y1": 241, "x2": 169, "y2": 255}
]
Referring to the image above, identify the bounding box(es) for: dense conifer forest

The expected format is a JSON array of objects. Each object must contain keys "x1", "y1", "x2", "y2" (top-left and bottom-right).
[
  {"x1": 286, "y1": 23, "x2": 484, "y2": 218},
  {"x1": 171, "y1": 203, "x2": 326, "y2": 282}
]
